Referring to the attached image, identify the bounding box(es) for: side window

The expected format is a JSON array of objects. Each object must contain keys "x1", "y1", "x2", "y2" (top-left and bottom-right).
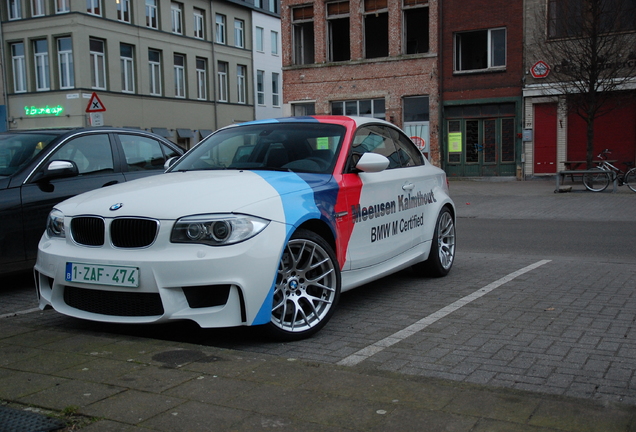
[
  {"x1": 351, "y1": 125, "x2": 401, "y2": 169},
  {"x1": 119, "y1": 134, "x2": 173, "y2": 171},
  {"x1": 389, "y1": 128, "x2": 425, "y2": 167},
  {"x1": 49, "y1": 134, "x2": 113, "y2": 174}
]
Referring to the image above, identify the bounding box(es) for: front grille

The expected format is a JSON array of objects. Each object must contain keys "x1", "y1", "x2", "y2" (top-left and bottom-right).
[
  {"x1": 71, "y1": 217, "x2": 105, "y2": 246},
  {"x1": 111, "y1": 218, "x2": 159, "y2": 248},
  {"x1": 64, "y1": 286, "x2": 164, "y2": 316}
]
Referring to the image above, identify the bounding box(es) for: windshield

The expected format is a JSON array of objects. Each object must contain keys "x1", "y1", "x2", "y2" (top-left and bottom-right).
[
  {"x1": 171, "y1": 122, "x2": 346, "y2": 174},
  {"x1": 0, "y1": 133, "x2": 58, "y2": 176}
]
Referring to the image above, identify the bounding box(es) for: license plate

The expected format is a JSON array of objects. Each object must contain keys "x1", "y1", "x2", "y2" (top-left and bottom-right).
[{"x1": 65, "y1": 262, "x2": 139, "y2": 287}]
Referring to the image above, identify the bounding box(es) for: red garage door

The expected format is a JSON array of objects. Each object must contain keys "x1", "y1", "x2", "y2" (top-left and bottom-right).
[{"x1": 534, "y1": 104, "x2": 558, "y2": 174}]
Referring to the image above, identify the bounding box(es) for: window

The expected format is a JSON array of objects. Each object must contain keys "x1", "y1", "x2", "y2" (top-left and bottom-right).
[
  {"x1": 146, "y1": 0, "x2": 158, "y2": 29},
  {"x1": 256, "y1": 27, "x2": 264, "y2": 52},
  {"x1": 237, "y1": 64, "x2": 246, "y2": 104},
  {"x1": 32, "y1": 0, "x2": 45, "y2": 16},
  {"x1": 548, "y1": 0, "x2": 636, "y2": 37},
  {"x1": 34, "y1": 39, "x2": 50, "y2": 91},
  {"x1": 217, "y1": 61, "x2": 228, "y2": 102},
  {"x1": 364, "y1": 0, "x2": 388, "y2": 58},
  {"x1": 234, "y1": 19, "x2": 245, "y2": 48},
  {"x1": 256, "y1": 70, "x2": 265, "y2": 105},
  {"x1": 174, "y1": 54, "x2": 186, "y2": 98},
  {"x1": 327, "y1": 1, "x2": 350, "y2": 61},
  {"x1": 403, "y1": 0, "x2": 429, "y2": 54},
  {"x1": 149, "y1": 49, "x2": 161, "y2": 95},
  {"x1": 8, "y1": 0, "x2": 22, "y2": 19},
  {"x1": 11, "y1": 43, "x2": 26, "y2": 93},
  {"x1": 351, "y1": 126, "x2": 403, "y2": 169},
  {"x1": 57, "y1": 37, "x2": 74, "y2": 89},
  {"x1": 454, "y1": 28, "x2": 506, "y2": 72},
  {"x1": 194, "y1": 9, "x2": 204, "y2": 39},
  {"x1": 120, "y1": 135, "x2": 178, "y2": 172},
  {"x1": 271, "y1": 31, "x2": 279, "y2": 55},
  {"x1": 117, "y1": 0, "x2": 130, "y2": 22},
  {"x1": 331, "y1": 98, "x2": 385, "y2": 119},
  {"x1": 86, "y1": 0, "x2": 101, "y2": 15},
  {"x1": 171, "y1": 2, "x2": 182, "y2": 34},
  {"x1": 90, "y1": 38, "x2": 106, "y2": 89},
  {"x1": 293, "y1": 103, "x2": 315, "y2": 116},
  {"x1": 216, "y1": 14, "x2": 226, "y2": 44},
  {"x1": 196, "y1": 58, "x2": 207, "y2": 100},
  {"x1": 56, "y1": 0, "x2": 70, "y2": 13},
  {"x1": 120, "y1": 43, "x2": 134, "y2": 93},
  {"x1": 292, "y1": 6, "x2": 314, "y2": 64},
  {"x1": 50, "y1": 135, "x2": 113, "y2": 175},
  {"x1": 272, "y1": 72, "x2": 280, "y2": 107}
]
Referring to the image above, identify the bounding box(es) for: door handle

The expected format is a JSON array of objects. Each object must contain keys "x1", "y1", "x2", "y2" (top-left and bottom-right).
[
  {"x1": 402, "y1": 182, "x2": 415, "y2": 191},
  {"x1": 103, "y1": 180, "x2": 119, "y2": 187}
]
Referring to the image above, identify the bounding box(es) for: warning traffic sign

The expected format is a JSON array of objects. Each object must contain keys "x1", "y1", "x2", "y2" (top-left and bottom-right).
[{"x1": 86, "y1": 92, "x2": 106, "y2": 112}]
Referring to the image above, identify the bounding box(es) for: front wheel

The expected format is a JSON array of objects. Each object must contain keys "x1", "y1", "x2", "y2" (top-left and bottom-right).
[
  {"x1": 624, "y1": 168, "x2": 636, "y2": 193},
  {"x1": 412, "y1": 207, "x2": 456, "y2": 277},
  {"x1": 264, "y1": 229, "x2": 341, "y2": 341},
  {"x1": 582, "y1": 169, "x2": 610, "y2": 192}
]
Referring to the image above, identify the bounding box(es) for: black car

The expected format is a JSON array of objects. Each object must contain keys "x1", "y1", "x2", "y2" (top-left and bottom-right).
[{"x1": 0, "y1": 127, "x2": 184, "y2": 275}]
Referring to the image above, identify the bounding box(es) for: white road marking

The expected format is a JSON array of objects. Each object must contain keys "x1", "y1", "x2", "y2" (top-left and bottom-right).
[
  {"x1": 0, "y1": 307, "x2": 41, "y2": 319},
  {"x1": 337, "y1": 259, "x2": 552, "y2": 367}
]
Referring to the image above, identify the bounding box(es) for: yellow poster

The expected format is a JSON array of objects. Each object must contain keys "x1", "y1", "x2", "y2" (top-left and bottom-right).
[{"x1": 448, "y1": 132, "x2": 462, "y2": 153}]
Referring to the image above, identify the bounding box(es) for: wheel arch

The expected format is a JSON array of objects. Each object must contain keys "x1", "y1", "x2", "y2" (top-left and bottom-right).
[{"x1": 295, "y1": 218, "x2": 336, "y2": 254}]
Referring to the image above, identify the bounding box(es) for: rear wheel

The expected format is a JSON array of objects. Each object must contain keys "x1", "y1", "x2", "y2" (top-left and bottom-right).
[
  {"x1": 625, "y1": 168, "x2": 636, "y2": 193},
  {"x1": 582, "y1": 169, "x2": 610, "y2": 192},
  {"x1": 265, "y1": 229, "x2": 340, "y2": 341},
  {"x1": 412, "y1": 208, "x2": 455, "y2": 277}
]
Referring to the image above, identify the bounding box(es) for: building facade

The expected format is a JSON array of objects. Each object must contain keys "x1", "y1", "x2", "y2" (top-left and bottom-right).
[
  {"x1": 281, "y1": 0, "x2": 440, "y2": 164},
  {"x1": 440, "y1": 0, "x2": 524, "y2": 178},
  {"x1": 1, "y1": 0, "x2": 281, "y2": 148},
  {"x1": 252, "y1": 4, "x2": 283, "y2": 119}
]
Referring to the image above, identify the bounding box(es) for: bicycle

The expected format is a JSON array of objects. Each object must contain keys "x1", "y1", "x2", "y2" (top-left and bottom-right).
[{"x1": 582, "y1": 149, "x2": 636, "y2": 192}]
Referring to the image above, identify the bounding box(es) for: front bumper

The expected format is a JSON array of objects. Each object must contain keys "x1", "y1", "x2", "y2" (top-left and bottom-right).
[{"x1": 35, "y1": 221, "x2": 287, "y2": 328}]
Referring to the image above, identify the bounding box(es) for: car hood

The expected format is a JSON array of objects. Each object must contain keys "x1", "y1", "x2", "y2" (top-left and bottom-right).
[{"x1": 56, "y1": 170, "x2": 325, "y2": 221}]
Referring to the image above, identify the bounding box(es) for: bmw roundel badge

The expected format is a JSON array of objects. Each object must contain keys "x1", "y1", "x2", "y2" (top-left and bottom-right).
[{"x1": 110, "y1": 203, "x2": 124, "y2": 211}]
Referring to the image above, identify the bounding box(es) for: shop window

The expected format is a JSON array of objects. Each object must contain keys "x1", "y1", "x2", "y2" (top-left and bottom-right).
[
  {"x1": 327, "y1": 1, "x2": 350, "y2": 62},
  {"x1": 332, "y1": 98, "x2": 385, "y2": 119}
]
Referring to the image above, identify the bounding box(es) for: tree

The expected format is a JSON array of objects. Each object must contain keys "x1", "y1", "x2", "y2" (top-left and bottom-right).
[{"x1": 531, "y1": 0, "x2": 636, "y2": 168}]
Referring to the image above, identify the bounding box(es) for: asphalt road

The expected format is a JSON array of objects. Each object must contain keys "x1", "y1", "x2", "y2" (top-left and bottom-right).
[{"x1": 2, "y1": 179, "x2": 636, "y2": 405}]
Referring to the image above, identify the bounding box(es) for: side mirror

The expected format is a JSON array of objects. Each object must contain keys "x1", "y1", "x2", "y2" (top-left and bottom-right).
[
  {"x1": 355, "y1": 152, "x2": 390, "y2": 173},
  {"x1": 35, "y1": 160, "x2": 79, "y2": 182},
  {"x1": 164, "y1": 156, "x2": 179, "y2": 170}
]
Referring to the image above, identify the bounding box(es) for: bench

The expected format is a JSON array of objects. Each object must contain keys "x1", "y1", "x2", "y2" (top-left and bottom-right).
[{"x1": 555, "y1": 169, "x2": 618, "y2": 193}]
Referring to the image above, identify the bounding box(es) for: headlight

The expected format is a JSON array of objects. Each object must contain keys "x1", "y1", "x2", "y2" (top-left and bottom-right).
[
  {"x1": 171, "y1": 214, "x2": 269, "y2": 246},
  {"x1": 46, "y1": 209, "x2": 65, "y2": 238}
]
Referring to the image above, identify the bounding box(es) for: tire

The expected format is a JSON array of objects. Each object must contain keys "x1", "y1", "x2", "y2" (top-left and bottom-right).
[
  {"x1": 625, "y1": 168, "x2": 636, "y2": 193},
  {"x1": 412, "y1": 207, "x2": 456, "y2": 277},
  {"x1": 265, "y1": 229, "x2": 341, "y2": 341},
  {"x1": 582, "y1": 169, "x2": 610, "y2": 192}
]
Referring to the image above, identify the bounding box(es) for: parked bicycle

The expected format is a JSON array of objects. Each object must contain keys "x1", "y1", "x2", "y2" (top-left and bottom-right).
[{"x1": 582, "y1": 149, "x2": 636, "y2": 192}]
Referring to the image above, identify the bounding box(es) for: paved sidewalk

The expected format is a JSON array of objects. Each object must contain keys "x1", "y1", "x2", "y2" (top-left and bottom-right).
[
  {"x1": 1, "y1": 178, "x2": 635, "y2": 431},
  {"x1": 1, "y1": 316, "x2": 635, "y2": 431}
]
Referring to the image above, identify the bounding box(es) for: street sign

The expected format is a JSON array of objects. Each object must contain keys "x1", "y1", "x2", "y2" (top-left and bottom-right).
[
  {"x1": 530, "y1": 61, "x2": 550, "y2": 79},
  {"x1": 86, "y1": 92, "x2": 106, "y2": 112}
]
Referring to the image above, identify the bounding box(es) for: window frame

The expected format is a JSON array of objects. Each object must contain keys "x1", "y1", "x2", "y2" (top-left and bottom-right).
[
  {"x1": 272, "y1": 72, "x2": 280, "y2": 107},
  {"x1": 255, "y1": 26, "x2": 264, "y2": 52},
  {"x1": 34, "y1": 39, "x2": 50, "y2": 91},
  {"x1": 146, "y1": 0, "x2": 158, "y2": 29},
  {"x1": 11, "y1": 42, "x2": 27, "y2": 93},
  {"x1": 90, "y1": 38, "x2": 106, "y2": 90},
  {"x1": 363, "y1": 0, "x2": 389, "y2": 59},
  {"x1": 217, "y1": 61, "x2": 228, "y2": 102},
  {"x1": 256, "y1": 69, "x2": 265, "y2": 105},
  {"x1": 196, "y1": 57, "x2": 207, "y2": 100},
  {"x1": 86, "y1": 0, "x2": 101, "y2": 16},
  {"x1": 234, "y1": 19, "x2": 245, "y2": 48},
  {"x1": 120, "y1": 43, "x2": 135, "y2": 93},
  {"x1": 292, "y1": 5, "x2": 315, "y2": 65},
  {"x1": 271, "y1": 30, "x2": 279, "y2": 55},
  {"x1": 237, "y1": 64, "x2": 246, "y2": 104},
  {"x1": 174, "y1": 53, "x2": 186, "y2": 98},
  {"x1": 216, "y1": 14, "x2": 226, "y2": 44},
  {"x1": 149, "y1": 49, "x2": 162, "y2": 96},
  {"x1": 117, "y1": 0, "x2": 131, "y2": 23},
  {"x1": 454, "y1": 27, "x2": 506, "y2": 73},
  {"x1": 56, "y1": 0, "x2": 70, "y2": 13},
  {"x1": 32, "y1": 0, "x2": 45, "y2": 17},
  {"x1": 402, "y1": 0, "x2": 429, "y2": 55},
  {"x1": 171, "y1": 2, "x2": 183, "y2": 35},
  {"x1": 57, "y1": 36, "x2": 74, "y2": 90},
  {"x1": 194, "y1": 8, "x2": 204, "y2": 39},
  {"x1": 327, "y1": 1, "x2": 351, "y2": 62},
  {"x1": 8, "y1": 0, "x2": 22, "y2": 20}
]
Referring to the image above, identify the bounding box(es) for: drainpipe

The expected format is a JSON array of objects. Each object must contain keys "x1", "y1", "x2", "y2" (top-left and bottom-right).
[{"x1": 0, "y1": 19, "x2": 10, "y2": 131}]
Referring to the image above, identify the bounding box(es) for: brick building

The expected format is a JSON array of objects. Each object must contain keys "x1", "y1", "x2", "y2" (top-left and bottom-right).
[
  {"x1": 440, "y1": 0, "x2": 524, "y2": 177},
  {"x1": 281, "y1": 0, "x2": 440, "y2": 164}
]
